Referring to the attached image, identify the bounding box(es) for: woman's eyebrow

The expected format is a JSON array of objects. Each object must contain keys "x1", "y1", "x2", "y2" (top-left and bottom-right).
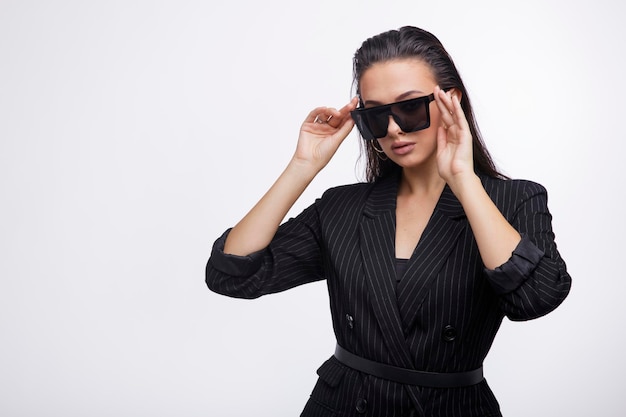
[{"x1": 363, "y1": 90, "x2": 426, "y2": 106}]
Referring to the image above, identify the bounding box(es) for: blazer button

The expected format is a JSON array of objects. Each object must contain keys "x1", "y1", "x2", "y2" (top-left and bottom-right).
[
  {"x1": 355, "y1": 397, "x2": 367, "y2": 413},
  {"x1": 346, "y1": 314, "x2": 354, "y2": 329},
  {"x1": 442, "y1": 325, "x2": 457, "y2": 342}
]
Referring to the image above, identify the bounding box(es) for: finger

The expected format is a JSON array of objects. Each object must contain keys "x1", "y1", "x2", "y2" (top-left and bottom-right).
[
  {"x1": 316, "y1": 113, "x2": 334, "y2": 125},
  {"x1": 337, "y1": 97, "x2": 359, "y2": 115},
  {"x1": 307, "y1": 107, "x2": 330, "y2": 124},
  {"x1": 327, "y1": 97, "x2": 359, "y2": 128},
  {"x1": 436, "y1": 125, "x2": 448, "y2": 151},
  {"x1": 450, "y1": 94, "x2": 470, "y2": 131},
  {"x1": 435, "y1": 86, "x2": 455, "y2": 128},
  {"x1": 436, "y1": 87, "x2": 471, "y2": 134},
  {"x1": 333, "y1": 113, "x2": 355, "y2": 141},
  {"x1": 307, "y1": 96, "x2": 358, "y2": 130},
  {"x1": 310, "y1": 107, "x2": 342, "y2": 129}
]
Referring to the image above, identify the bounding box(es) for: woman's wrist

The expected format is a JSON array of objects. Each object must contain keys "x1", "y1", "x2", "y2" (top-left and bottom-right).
[
  {"x1": 446, "y1": 171, "x2": 482, "y2": 202},
  {"x1": 287, "y1": 156, "x2": 324, "y2": 183}
]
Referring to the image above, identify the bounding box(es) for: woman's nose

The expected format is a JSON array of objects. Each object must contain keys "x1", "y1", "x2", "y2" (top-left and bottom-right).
[{"x1": 386, "y1": 115, "x2": 403, "y2": 137}]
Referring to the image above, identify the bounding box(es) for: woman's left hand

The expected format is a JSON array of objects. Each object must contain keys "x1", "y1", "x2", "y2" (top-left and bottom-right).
[{"x1": 434, "y1": 85, "x2": 475, "y2": 188}]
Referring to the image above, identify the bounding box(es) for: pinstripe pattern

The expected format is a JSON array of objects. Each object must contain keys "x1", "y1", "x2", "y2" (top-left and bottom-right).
[{"x1": 206, "y1": 174, "x2": 571, "y2": 416}]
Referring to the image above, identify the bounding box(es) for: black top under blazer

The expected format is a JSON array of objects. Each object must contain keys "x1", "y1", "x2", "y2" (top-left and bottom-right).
[{"x1": 206, "y1": 173, "x2": 571, "y2": 417}]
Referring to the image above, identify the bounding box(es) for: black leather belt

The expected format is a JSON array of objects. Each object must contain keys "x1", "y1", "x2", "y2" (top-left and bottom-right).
[{"x1": 334, "y1": 344, "x2": 484, "y2": 388}]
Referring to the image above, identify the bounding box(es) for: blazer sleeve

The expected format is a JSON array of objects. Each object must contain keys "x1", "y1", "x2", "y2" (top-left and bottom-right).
[
  {"x1": 484, "y1": 180, "x2": 572, "y2": 320},
  {"x1": 205, "y1": 201, "x2": 325, "y2": 299}
]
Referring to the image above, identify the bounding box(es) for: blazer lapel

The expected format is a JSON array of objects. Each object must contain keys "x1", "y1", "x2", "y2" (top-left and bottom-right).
[
  {"x1": 396, "y1": 185, "x2": 467, "y2": 334},
  {"x1": 359, "y1": 175, "x2": 415, "y2": 369}
]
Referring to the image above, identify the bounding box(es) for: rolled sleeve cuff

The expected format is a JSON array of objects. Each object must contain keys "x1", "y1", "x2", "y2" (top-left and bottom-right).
[
  {"x1": 484, "y1": 235, "x2": 544, "y2": 294},
  {"x1": 208, "y1": 229, "x2": 266, "y2": 277}
]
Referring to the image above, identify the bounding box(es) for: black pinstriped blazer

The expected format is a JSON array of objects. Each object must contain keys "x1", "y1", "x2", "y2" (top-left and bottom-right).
[{"x1": 206, "y1": 173, "x2": 571, "y2": 417}]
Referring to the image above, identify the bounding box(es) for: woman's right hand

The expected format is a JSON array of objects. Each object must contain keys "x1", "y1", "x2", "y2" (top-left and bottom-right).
[
  {"x1": 223, "y1": 98, "x2": 358, "y2": 257},
  {"x1": 291, "y1": 97, "x2": 358, "y2": 173}
]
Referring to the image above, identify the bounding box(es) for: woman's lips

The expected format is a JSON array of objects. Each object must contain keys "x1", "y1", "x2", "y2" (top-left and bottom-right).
[{"x1": 390, "y1": 142, "x2": 415, "y2": 155}]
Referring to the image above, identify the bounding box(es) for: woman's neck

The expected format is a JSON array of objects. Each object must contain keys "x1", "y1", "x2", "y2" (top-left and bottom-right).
[{"x1": 399, "y1": 166, "x2": 446, "y2": 198}]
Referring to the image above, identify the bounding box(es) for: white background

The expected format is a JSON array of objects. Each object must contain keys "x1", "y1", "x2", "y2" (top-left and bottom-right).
[{"x1": 1, "y1": 0, "x2": 624, "y2": 416}]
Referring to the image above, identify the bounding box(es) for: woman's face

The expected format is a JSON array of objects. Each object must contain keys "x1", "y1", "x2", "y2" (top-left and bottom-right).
[{"x1": 359, "y1": 59, "x2": 443, "y2": 171}]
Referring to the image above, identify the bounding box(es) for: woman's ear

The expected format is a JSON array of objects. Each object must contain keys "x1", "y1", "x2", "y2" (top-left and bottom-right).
[{"x1": 449, "y1": 88, "x2": 462, "y2": 102}]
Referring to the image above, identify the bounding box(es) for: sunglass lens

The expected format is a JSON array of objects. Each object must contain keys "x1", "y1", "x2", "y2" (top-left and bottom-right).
[
  {"x1": 353, "y1": 113, "x2": 375, "y2": 140},
  {"x1": 365, "y1": 111, "x2": 389, "y2": 139},
  {"x1": 393, "y1": 98, "x2": 428, "y2": 132}
]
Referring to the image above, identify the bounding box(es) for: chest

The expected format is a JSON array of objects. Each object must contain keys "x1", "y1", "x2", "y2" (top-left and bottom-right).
[{"x1": 395, "y1": 195, "x2": 439, "y2": 259}]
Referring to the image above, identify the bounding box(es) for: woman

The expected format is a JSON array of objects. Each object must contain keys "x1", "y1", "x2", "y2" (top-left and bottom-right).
[{"x1": 206, "y1": 26, "x2": 571, "y2": 417}]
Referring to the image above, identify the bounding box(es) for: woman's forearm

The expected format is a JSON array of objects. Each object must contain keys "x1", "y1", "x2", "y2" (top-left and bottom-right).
[
  {"x1": 221, "y1": 99, "x2": 358, "y2": 257},
  {"x1": 450, "y1": 174, "x2": 521, "y2": 270},
  {"x1": 223, "y1": 159, "x2": 319, "y2": 256}
]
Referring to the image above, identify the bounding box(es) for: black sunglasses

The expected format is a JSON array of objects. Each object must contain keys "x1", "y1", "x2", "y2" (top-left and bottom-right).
[{"x1": 351, "y1": 93, "x2": 436, "y2": 140}]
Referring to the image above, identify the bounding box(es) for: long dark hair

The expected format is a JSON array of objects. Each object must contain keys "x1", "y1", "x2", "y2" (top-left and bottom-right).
[{"x1": 353, "y1": 26, "x2": 506, "y2": 182}]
